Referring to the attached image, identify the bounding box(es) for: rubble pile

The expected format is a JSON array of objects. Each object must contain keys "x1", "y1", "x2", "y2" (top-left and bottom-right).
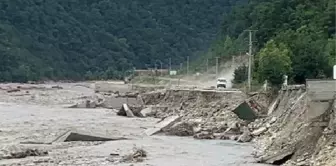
[
  {"x1": 0, "y1": 145, "x2": 48, "y2": 160},
  {"x1": 141, "y1": 89, "x2": 263, "y2": 142}
]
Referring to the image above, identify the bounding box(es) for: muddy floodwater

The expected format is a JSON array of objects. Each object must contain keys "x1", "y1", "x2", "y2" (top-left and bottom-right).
[{"x1": 0, "y1": 83, "x2": 268, "y2": 166}]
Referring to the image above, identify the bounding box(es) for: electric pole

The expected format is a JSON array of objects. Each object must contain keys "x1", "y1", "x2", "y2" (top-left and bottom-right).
[
  {"x1": 216, "y1": 57, "x2": 219, "y2": 78},
  {"x1": 187, "y1": 56, "x2": 189, "y2": 75},
  {"x1": 245, "y1": 30, "x2": 256, "y2": 92},
  {"x1": 169, "y1": 58, "x2": 172, "y2": 85},
  {"x1": 169, "y1": 58, "x2": 172, "y2": 71},
  {"x1": 206, "y1": 58, "x2": 209, "y2": 73}
]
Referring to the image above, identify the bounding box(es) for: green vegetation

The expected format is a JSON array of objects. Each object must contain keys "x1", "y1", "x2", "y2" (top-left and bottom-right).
[
  {"x1": 233, "y1": 65, "x2": 248, "y2": 84},
  {"x1": 217, "y1": 0, "x2": 335, "y2": 86},
  {"x1": 0, "y1": 0, "x2": 246, "y2": 82},
  {"x1": 257, "y1": 40, "x2": 292, "y2": 86}
]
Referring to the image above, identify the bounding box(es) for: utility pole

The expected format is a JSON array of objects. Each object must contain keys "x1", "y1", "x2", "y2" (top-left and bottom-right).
[
  {"x1": 245, "y1": 30, "x2": 256, "y2": 92},
  {"x1": 216, "y1": 57, "x2": 219, "y2": 78},
  {"x1": 206, "y1": 58, "x2": 209, "y2": 73},
  {"x1": 169, "y1": 58, "x2": 172, "y2": 85},
  {"x1": 169, "y1": 58, "x2": 172, "y2": 72},
  {"x1": 187, "y1": 56, "x2": 189, "y2": 76}
]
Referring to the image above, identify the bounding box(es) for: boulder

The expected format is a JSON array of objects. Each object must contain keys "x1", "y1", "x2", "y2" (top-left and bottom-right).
[{"x1": 164, "y1": 121, "x2": 195, "y2": 136}]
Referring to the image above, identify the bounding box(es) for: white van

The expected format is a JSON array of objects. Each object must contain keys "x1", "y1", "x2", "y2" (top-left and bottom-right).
[{"x1": 216, "y1": 78, "x2": 227, "y2": 88}]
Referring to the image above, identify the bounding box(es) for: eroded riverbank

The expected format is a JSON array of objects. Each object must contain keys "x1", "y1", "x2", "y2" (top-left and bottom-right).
[{"x1": 0, "y1": 82, "x2": 265, "y2": 166}]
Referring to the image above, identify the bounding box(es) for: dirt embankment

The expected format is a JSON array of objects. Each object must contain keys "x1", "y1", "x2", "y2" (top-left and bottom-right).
[{"x1": 250, "y1": 85, "x2": 336, "y2": 165}]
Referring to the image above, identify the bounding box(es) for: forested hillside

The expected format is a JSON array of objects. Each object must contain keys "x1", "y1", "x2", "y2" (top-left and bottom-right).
[
  {"x1": 0, "y1": 0, "x2": 245, "y2": 82},
  {"x1": 214, "y1": 0, "x2": 335, "y2": 85}
]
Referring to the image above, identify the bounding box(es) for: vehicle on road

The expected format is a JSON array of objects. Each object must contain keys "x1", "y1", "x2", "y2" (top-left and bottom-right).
[{"x1": 216, "y1": 77, "x2": 227, "y2": 88}]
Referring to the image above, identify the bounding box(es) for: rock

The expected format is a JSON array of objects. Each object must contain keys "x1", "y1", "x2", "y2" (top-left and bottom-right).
[
  {"x1": 193, "y1": 131, "x2": 215, "y2": 139},
  {"x1": 229, "y1": 135, "x2": 239, "y2": 141},
  {"x1": 140, "y1": 107, "x2": 153, "y2": 117},
  {"x1": 107, "y1": 147, "x2": 147, "y2": 163},
  {"x1": 252, "y1": 127, "x2": 267, "y2": 136},
  {"x1": 164, "y1": 121, "x2": 195, "y2": 136},
  {"x1": 269, "y1": 117, "x2": 277, "y2": 124},
  {"x1": 237, "y1": 127, "x2": 252, "y2": 143},
  {"x1": 224, "y1": 127, "x2": 242, "y2": 135},
  {"x1": 51, "y1": 85, "x2": 63, "y2": 89}
]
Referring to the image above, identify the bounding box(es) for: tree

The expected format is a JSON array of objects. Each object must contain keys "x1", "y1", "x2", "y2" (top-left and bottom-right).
[
  {"x1": 233, "y1": 65, "x2": 247, "y2": 84},
  {"x1": 257, "y1": 40, "x2": 292, "y2": 87}
]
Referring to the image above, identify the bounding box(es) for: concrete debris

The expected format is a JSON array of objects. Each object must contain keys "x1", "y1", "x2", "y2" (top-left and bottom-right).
[
  {"x1": 119, "y1": 104, "x2": 134, "y2": 117},
  {"x1": 232, "y1": 101, "x2": 258, "y2": 121},
  {"x1": 237, "y1": 127, "x2": 252, "y2": 143},
  {"x1": 117, "y1": 104, "x2": 145, "y2": 117},
  {"x1": 145, "y1": 115, "x2": 182, "y2": 136},
  {"x1": 107, "y1": 147, "x2": 147, "y2": 164},
  {"x1": 251, "y1": 127, "x2": 267, "y2": 137},
  {"x1": 0, "y1": 145, "x2": 48, "y2": 160},
  {"x1": 140, "y1": 107, "x2": 153, "y2": 117},
  {"x1": 128, "y1": 105, "x2": 145, "y2": 117},
  {"x1": 52, "y1": 130, "x2": 128, "y2": 142}
]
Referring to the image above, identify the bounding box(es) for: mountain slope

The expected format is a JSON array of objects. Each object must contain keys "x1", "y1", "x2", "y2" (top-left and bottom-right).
[{"x1": 0, "y1": 0, "x2": 245, "y2": 82}]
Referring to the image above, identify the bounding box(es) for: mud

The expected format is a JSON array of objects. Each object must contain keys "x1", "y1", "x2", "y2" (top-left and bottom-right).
[{"x1": 0, "y1": 82, "x2": 265, "y2": 166}]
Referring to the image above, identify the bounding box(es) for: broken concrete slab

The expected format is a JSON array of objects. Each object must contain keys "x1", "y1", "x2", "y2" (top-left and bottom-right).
[
  {"x1": 145, "y1": 115, "x2": 181, "y2": 136},
  {"x1": 117, "y1": 104, "x2": 135, "y2": 117},
  {"x1": 232, "y1": 101, "x2": 258, "y2": 121},
  {"x1": 52, "y1": 130, "x2": 128, "y2": 142}
]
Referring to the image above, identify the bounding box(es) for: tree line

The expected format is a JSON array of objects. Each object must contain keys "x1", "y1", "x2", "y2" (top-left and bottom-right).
[
  {"x1": 0, "y1": 0, "x2": 245, "y2": 82},
  {"x1": 214, "y1": 0, "x2": 335, "y2": 87}
]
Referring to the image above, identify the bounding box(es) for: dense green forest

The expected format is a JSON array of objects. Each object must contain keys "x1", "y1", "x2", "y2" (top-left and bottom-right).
[
  {"x1": 0, "y1": 0, "x2": 245, "y2": 82},
  {"x1": 213, "y1": 0, "x2": 335, "y2": 85}
]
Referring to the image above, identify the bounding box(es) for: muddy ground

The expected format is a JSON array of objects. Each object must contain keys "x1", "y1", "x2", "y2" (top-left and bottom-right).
[{"x1": 0, "y1": 82, "x2": 266, "y2": 166}]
